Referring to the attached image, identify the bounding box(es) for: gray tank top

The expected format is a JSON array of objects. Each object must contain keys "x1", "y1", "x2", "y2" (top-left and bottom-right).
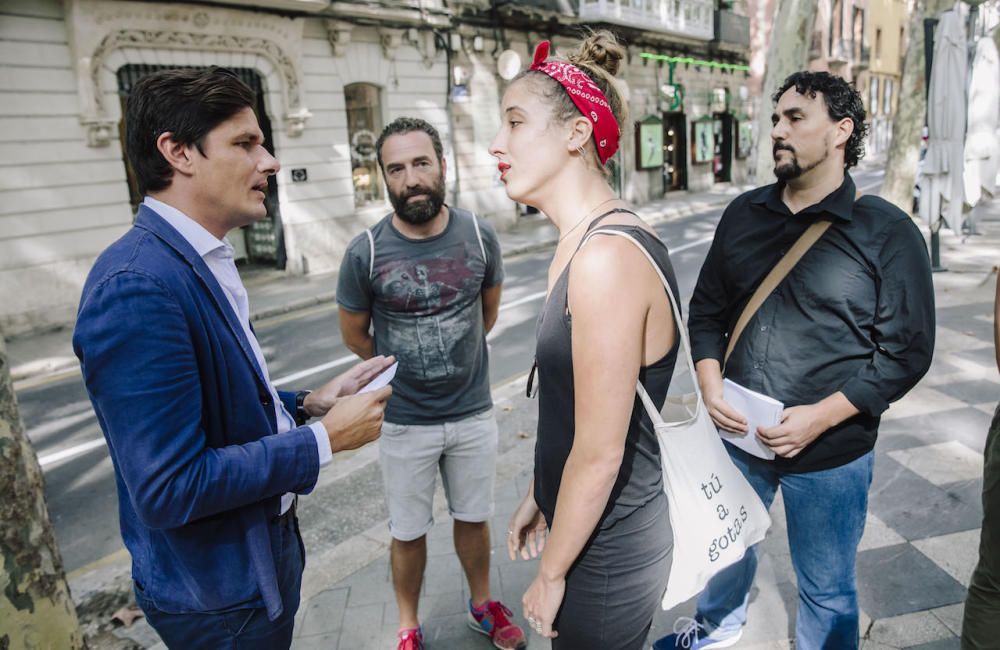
[{"x1": 533, "y1": 212, "x2": 680, "y2": 529}]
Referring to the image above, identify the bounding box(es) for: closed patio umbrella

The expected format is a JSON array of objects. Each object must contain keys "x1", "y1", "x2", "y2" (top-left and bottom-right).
[
  {"x1": 963, "y1": 35, "x2": 999, "y2": 210},
  {"x1": 920, "y1": 7, "x2": 967, "y2": 229}
]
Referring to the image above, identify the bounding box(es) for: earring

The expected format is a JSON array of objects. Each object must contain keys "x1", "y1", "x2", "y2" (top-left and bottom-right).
[{"x1": 576, "y1": 145, "x2": 586, "y2": 158}]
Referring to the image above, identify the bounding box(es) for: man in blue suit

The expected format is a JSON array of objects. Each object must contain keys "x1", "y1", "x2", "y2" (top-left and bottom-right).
[{"x1": 72, "y1": 67, "x2": 394, "y2": 648}]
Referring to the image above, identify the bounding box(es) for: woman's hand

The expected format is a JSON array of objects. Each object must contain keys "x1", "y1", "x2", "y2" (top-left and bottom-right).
[
  {"x1": 507, "y1": 493, "x2": 548, "y2": 561},
  {"x1": 522, "y1": 572, "x2": 565, "y2": 639}
]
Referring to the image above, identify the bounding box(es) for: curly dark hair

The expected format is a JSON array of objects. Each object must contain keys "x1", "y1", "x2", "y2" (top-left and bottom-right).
[
  {"x1": 375, "y1": 117, "x2": 444, "y2": 172},
  {"x1": 772, "y1": 71, "x2": 869, "y2": 169}
]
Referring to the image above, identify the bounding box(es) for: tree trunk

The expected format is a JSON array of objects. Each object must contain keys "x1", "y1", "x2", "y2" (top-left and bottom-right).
[
  {"x1": 0, "y1": 334, "x2": 85, "y2": 649},
  {"x1": 752, "y1": 0, "x2": 820, "y2": 183},
  {"x1": 882, "y1": 0, "x2": 955, "y2": 212}
]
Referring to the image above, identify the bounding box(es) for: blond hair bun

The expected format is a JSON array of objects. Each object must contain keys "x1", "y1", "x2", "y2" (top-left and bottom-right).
[{"x1": 567, "y1": 30, "x2": 625, "y2": 78}]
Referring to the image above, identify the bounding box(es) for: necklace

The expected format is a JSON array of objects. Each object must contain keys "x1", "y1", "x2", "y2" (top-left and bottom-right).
[{"x1": 557, "y1": 197, "x2": 619, "y2": 243}]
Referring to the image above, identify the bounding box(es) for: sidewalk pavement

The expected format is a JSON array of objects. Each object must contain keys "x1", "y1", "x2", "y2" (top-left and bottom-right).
[{"x1": 7, "y1": 183, "x2": 747, "y2": 390}]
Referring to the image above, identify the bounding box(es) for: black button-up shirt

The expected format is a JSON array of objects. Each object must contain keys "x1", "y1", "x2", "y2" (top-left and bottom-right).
[{"x1": 689, "y1": 173, "x2": 935, "y2": 472}]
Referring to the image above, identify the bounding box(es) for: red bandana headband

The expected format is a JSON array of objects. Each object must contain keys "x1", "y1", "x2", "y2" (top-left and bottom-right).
[{"x1": 529, "y1": 40, "x2": 620, "y2": 165}]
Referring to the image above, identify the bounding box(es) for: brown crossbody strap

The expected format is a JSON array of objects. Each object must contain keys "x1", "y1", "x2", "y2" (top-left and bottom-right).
[{"x1": 723, "y1": 219, "x2": 833, "y2": 369}]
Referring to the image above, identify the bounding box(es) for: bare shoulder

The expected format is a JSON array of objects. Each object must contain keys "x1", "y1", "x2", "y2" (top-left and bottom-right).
[{"x1": 568, "y1": 233, "x2": 657, "y2": 308}]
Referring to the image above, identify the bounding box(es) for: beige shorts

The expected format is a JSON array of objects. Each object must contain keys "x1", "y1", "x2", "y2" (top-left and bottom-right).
[{"x1": 378, "y1": 409, "x2": 498, "y2": 542}]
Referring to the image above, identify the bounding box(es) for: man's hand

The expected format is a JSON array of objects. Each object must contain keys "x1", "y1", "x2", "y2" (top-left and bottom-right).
[
  {"x1": 704, "y1": 389, "x2": 749, "y2": 434},
  {"x1": 321, "y1": 385, "x2": 392, "y2": 454},
  {"x1": 756, "y1": 404, "x2": 829, "y2": 458},
  {"x1": 756, "y1": 393, "x2": 857, "y2": 458},
  {"x1": 304, "y1": 355, "x2": 395, "y2": 417},
  {"x1": 695, "y1": 359, "x2": 748, "y2": 434}
]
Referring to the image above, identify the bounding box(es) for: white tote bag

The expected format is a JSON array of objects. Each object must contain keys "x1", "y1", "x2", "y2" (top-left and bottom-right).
[{"x1": 586, "y1": 229, "x2": 771, "y2": 611}]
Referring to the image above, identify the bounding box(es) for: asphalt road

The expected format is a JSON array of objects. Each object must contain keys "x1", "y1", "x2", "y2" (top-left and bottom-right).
[{"x1": 20, "y1": 167, "x2": 885, "y2": 574}]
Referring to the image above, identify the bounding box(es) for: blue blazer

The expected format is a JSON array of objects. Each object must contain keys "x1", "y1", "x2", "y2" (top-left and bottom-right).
[{"x1": 73, "y1": 205, "x2": 319, "y2": 620}]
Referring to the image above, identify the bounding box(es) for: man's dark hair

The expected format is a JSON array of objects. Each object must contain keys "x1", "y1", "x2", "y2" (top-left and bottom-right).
[
  {"x1": 772, "y1": 71, "x2": 869, "y2": 169},
  {"x1": 125, "y1": 67, "x2": 256, "y2": 195},
  {"x1": 375, "y1": 117, "x2": 444, "y2": 172}
]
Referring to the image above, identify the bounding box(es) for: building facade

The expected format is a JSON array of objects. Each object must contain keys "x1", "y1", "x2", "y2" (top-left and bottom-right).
[
  {"x1": 745, "y1": 0, "x2": 908, "y2": 162},
  {"x1": 861, "y1": 0, "x2": 907, "y2": 155},
  {"x1": 0, "y1": 0, "x2": 748, "y2": 336}
]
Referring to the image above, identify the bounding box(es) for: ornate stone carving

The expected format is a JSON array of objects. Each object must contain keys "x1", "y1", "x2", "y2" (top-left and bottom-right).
[
  {"x1": 324, "y1": 19, "x2": 353, "y2": 57},
  {"x1": 378, "y1": 27, "x2": 404, "y2": 60},
  {"x1": 405, "y1": 28, "x2": 438, "y2": 68},
  {"x1": 284, "y1": 107, "x2": 313, "y2": 137},
  {"x1": 66, "y1": 0, "x2": 311, "y2": 144}
]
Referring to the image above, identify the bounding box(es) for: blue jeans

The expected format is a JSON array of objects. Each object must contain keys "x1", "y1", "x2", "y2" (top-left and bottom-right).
[
  {"x1": 134, "y1": 513, "x2": 305, "y2": 649},
  {"x1": 696, "y1": 446, "x2": 874, "y2": 650}
]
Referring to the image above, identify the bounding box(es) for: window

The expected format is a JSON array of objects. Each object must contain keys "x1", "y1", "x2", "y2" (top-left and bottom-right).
[
  {"x1": 853, "y1": 8, "x2": 865, "y2": 59},
  {"x1": 875, "y1": 28, "x2": 883, "y2": 61},
  {"x1": 345, "y1": 83, "x2": 384, "y2": 206}
]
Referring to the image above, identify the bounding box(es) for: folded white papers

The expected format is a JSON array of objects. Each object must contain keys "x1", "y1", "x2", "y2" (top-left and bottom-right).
[
  {"x1": 359, "y1": 361, "x2": 398, "y2": 394},
  {"x1": 720, "y1": 379, "x2": 782, "y2": 460}
]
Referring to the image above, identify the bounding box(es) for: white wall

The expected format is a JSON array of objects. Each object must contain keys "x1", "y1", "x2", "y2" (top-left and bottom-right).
[
  {"x1": 285, "y1": 20, "x2": 454, "y2": 275},
  {"x1": 0, "y1": 0, "x2": 132, "y2": 336}
]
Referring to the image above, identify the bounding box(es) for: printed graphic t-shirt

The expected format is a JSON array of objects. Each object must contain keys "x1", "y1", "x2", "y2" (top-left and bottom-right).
[{"x1": 336, "y1": 207, "x2": 504, "y2": 425}]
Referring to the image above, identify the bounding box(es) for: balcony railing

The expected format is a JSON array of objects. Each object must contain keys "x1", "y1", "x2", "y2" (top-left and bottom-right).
[{"x1": 578, "y1": 0, "x2": 715, "y2": 41}]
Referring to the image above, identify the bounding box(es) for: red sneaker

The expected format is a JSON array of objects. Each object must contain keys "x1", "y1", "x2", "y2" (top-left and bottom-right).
[
  {"x1": 468, "y1": 600, "x2": 528, "y2": 650},
  {"x1": 397, "y1": 626, "x2": 423, "y2": 650}
]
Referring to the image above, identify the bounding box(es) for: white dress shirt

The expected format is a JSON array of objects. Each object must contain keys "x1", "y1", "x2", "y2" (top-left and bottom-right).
[{"x1": 144, "y1": 197, "x2": 332, "y2": 514}]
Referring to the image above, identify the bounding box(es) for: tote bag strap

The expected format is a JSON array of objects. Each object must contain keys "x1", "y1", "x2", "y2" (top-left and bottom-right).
[
  {"x1": 581, "y1": 228, "x2": 701, "y2": 428},
  {"x1": 723, "y1": 218, "x2": 832, "y2": 368}
]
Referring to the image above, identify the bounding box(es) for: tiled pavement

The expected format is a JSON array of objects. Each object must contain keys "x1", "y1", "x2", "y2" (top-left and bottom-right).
[{"x1": 283, "y1": 208, "x2": 1000, "y2": 649}]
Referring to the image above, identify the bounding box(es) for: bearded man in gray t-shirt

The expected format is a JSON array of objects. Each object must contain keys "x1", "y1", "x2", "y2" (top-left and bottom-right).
[{"x1": 337, "y1": 118, "x2": 525, "y2": 650}]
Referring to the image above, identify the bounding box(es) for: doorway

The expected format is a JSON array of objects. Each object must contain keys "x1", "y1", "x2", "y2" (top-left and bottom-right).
[
  {"x1": 662, "y1": 113, "x2": 687, "y2": 191},
  {"x1": 713, "y1": 112, "x2": 734, "y2": 183}
]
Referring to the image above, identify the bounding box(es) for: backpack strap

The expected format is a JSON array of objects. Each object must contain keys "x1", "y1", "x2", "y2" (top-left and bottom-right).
[
  {"x1": 470, "y1": 212, "x2": 487, "y2": 265},
  {"x1": 364, "y1": 228, "x2": 375, "y2": 280}
]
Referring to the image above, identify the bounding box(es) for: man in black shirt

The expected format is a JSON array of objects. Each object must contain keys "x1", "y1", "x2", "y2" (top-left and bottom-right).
[{"x1": 654, "y1": 72, "x2": 934, "y2": 649}]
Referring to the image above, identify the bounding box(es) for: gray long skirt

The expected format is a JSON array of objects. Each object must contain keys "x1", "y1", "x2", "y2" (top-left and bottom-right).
[{"x1": 552, "y1": 491, "x2": 672, "y2": 650}]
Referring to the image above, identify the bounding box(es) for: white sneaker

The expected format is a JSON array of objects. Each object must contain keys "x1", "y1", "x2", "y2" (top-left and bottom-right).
[{"x1": 651, "y1": 617, "x2": 744, "y2": 649}]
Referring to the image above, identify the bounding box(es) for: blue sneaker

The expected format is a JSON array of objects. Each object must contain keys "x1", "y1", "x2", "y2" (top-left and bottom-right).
[{"x1": 651, "y1": 617, "x2": 743, "y2": 649}]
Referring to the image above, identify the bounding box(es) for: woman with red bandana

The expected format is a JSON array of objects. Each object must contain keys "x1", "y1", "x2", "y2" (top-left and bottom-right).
[{"x1": 491, "y1": 32, "x2": 679, "y2": 648}]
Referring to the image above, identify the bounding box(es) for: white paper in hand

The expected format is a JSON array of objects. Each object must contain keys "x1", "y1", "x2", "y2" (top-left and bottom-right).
[
  {"x1": 720, "y1": 379, "x2": 781, "y2": 460},
  {"x1": 358, "y1": 361, "x2": 398, "y2": 394}
]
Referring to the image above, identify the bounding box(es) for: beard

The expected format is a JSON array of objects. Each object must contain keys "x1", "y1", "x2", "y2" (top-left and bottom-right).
[
  {"x1": 388, "y1": 175, "x2": 446, "y2": 225},
  {"x1": 773, "y1": 141, "x2": 829, "y2": 181}
]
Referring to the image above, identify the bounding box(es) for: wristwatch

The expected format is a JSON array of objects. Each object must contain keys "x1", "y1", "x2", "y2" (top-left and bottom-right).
[{"x1": 294, "y1": 390, "x2": 312, "y2": 426}]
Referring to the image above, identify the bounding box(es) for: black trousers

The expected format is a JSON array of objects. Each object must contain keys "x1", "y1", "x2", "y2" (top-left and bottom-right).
[{"x1": 962, "y1": 404, "x2": 1000, "y2": 649}]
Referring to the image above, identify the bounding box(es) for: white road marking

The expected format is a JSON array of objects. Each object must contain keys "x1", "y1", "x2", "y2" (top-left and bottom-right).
[
  {"x1": 670, "y1": 236, "x2": 715, "y2": 254},
  {"x1": 499, "y1": 290, "x2": 547, "y2": 311},
  {"x1": 271, "y1": 354, "x2": 358, "y2": 387},
  {"x1": 38, "y1": 437, "x2": 106, "y2": 468}
]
